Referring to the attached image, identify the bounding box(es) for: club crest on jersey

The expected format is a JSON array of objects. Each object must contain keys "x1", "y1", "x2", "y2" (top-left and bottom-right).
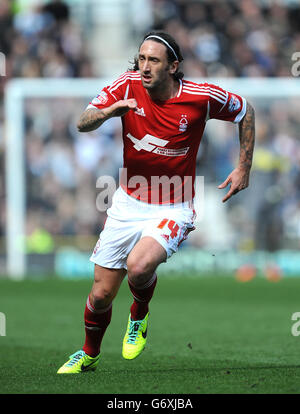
[
  {"x1": 228, "y1": 95, "x2": 241, "y2": 112},
  {"x1": 179, "y1": 114, "x2": 188, "y2": 132}
]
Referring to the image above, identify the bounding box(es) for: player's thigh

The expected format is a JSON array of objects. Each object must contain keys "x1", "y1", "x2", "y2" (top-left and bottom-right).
[
  {"x1": 126, "y1": 236, "x2": 167, "y2": 279},
  {"x1": 90, "y1": 264, "x2": 127, "y2": 307},
  {"x1": 141, "y1": 211, "x2": 195, "y2": 260}
]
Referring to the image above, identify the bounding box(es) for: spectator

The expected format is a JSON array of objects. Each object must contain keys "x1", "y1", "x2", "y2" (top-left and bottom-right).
[{"x1": 2, "y1": 0, "x2": 300, "y2": 256}]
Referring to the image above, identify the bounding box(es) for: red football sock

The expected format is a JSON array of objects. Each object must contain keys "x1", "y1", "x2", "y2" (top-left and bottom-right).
[
  {"x1": 128, "y1": 272, "x2": 157, "y2": 321},
  {"x1": 82, "y1": 296, "x2": 112, "y2": 357}
]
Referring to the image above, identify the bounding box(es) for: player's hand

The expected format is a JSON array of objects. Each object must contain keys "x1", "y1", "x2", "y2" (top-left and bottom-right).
[
  {"x1": 109, "y1": 99, "x2": 138, "y2": 117},
  {"x1": 218, "y1": 166, "x2": 250, "y2": 203}
]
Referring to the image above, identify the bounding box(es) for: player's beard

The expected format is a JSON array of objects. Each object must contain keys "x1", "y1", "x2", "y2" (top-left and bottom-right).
[{"x1": 141, "y1": 65, "x2": 171, "y2": 93}]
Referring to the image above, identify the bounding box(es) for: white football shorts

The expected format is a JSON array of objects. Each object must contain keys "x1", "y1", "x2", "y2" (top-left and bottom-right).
[{"x1": 90, "y1": 187, "x2": 196, "y2": 269}]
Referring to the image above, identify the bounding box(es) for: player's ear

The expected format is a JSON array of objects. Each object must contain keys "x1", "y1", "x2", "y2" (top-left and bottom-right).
[{"x1": 169, "y1": 60, "x2": 179, "y2": 75}]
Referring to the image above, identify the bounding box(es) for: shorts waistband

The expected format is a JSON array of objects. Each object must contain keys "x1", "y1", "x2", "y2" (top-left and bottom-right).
[{"x1": 118, "y1": 186, "x2": 194, "y2": 210}]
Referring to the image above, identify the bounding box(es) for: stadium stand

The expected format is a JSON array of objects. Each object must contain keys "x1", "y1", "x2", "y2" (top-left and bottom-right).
[{"x1": 1, "y1": 0, "x2": 300, "y2": 276}]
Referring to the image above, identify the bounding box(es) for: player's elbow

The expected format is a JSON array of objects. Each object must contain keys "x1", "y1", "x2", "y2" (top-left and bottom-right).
[
  {"x1": 77, "y1": 108, "x2": 103, "y2": 132},
  {"x1": 77, "y1": 113, "x2": 92, "y2": 132},
  {"x1": 76, "y1": 114, "x2": 87, "y2": 132},
  {"x1": 77, "y1": 121, "x2": 86, "y2": 132}
]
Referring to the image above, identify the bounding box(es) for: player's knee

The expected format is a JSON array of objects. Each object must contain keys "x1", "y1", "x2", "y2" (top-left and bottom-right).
[
  {"x1": 127, "y1": 259, "x2": 146, "y2": 278},
  {"x1": 90, "y1": 287, "x2": 114, "y2": 309},
  {"x1": 127, "y1": 259, "x2": 152, "y2": 287}
]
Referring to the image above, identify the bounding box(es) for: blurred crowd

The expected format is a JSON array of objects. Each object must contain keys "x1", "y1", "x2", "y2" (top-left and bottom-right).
[
  {"x1": 194, "y1": 97, "x2": 300, "y2": 252},
  {"x1": 149, "y1": 0, "x2": 300, "y2": 78},
  {"x1": 24, "y1": 97, "x2": 123, "y2": 248},
  {"x1": 0, "y1": 0, "x2": 95, "y2": 248},
  {"x1": 1, "y1": 0, "x2": 300, "y2": 254},
  {"x1": 0, "y1": 0, "x2": 93, "y2": 81}
]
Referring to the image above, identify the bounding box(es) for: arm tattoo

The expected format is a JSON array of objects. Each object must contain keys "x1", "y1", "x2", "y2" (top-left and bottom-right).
[
  {"x1": 77, "y1": 108, "x2": 107, "y2": 132},
  {"x1": 238, "y1": 102, "x2": 255, "y2": 170}
]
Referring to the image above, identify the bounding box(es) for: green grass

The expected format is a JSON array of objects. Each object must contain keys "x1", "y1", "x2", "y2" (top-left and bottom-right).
[{"x1": 1, "y1": 274, "x2": 300, "y2": 394}]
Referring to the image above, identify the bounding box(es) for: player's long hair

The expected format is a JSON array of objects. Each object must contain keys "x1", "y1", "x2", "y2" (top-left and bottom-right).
[{"x1": 129, "y1": 31, "x2": 184, "y2": 80}]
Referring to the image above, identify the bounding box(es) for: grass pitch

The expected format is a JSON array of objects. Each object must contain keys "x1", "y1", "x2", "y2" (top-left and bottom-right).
[{"x1": 1, "y1": 273, "x2": 300, "y2": 394}]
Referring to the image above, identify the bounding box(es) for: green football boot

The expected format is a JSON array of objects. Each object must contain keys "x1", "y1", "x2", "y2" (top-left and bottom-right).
[
  {"x1": 57, "y1": 350, "x2": 100, "y2": 374},
  {"x1": 122, "y1": 313, "x2": 149, "y2": 360}
]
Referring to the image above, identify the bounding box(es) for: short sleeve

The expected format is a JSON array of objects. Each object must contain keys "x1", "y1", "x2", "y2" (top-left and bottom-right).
[
  {"x1": 205, "y1": 83, "x2": 247, "y2": 123},
  {"x1": 86, "y1": 72, "x2": 131, "y2": 110}
]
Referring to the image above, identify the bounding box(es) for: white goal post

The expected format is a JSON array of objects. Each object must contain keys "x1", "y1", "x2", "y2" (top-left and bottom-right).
[{"x1": 4, "y1": 77, "x2": 300, "y2": 279}]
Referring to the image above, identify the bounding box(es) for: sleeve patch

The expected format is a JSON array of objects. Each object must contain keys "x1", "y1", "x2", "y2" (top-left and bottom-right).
[
  {"x1": 92, "y1": 91, "x2": 108, "y2": 105},
  {"x1": 228, "y1": 95, "x2": 241, "y2": 112}
]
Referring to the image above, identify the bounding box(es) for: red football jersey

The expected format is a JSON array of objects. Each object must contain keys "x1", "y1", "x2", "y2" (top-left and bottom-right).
[{"x1": 87, "y1": 72, "x2": 246, "y2": 204}]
